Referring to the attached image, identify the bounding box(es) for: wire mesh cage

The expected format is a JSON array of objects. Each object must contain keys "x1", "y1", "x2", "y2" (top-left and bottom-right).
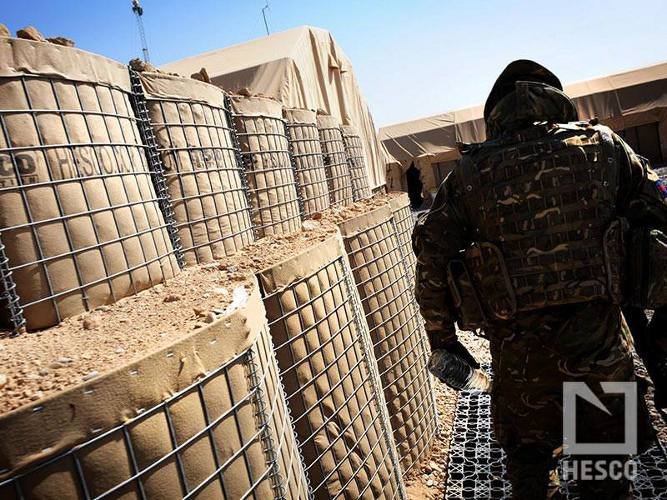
[
  {"x1": 0, "y1": 288, "x2": 310, "y2": 500},
  {"x1": 258, "y1": 236, "x2": 406, "y2": 499},
  {"x1": 0, "y1": 38, "x2": 180, "y2": 332},
  {"x1": 137, "y1": 72, "x2": 254, "y2": 266},
  {"x1": 230, "y1": 96, "x2": 302, "y2": 239},
  {"x1": 338, "y1": 206, "x2": 438, "y2": 474},
  {"x1": 388, "y1": 194, "x2": 417, "y2": 284},
  {"x1": 283, "y1": 108, "x2": 330, "y2": 218},
  {"x1": 316, "y1": 115, "x2": 354, "y2": 207},
  {"x1": 340, "y1": 126, "x2": 372, "y2": 201}
]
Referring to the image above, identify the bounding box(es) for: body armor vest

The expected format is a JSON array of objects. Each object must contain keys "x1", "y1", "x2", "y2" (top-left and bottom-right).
[{"x1": 454, "y1": 122, "x2": 620, "y2": 317}]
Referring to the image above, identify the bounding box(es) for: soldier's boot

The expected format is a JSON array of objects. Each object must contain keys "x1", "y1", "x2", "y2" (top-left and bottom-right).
[{"x1": 505, "y1": 445, "x2": 552, "y2": 500}]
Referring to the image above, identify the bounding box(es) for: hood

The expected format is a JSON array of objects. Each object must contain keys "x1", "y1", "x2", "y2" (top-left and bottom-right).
[{"x1": 484, "y1": 60, "x2": 578, "y2": 139}]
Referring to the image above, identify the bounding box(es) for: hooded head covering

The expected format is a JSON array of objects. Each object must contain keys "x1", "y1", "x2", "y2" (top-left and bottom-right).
[{"x1": 484, "y1": 60, "x2": 578, "y2": 139}]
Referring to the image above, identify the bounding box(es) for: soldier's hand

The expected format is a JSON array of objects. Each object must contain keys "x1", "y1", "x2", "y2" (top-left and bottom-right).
[{"x1": 428, "y1": 342, "x2": 489, "y2": 392}]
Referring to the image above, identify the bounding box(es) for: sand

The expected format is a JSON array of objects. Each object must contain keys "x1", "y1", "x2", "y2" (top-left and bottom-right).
[{"x1": 0, "y1": 215, "x2": 339, "y2": 415}]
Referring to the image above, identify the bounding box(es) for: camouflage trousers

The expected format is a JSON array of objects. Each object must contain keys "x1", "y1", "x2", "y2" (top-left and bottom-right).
[{"x1": 485, "y1": 301, "x2": 654, "y2": 500}]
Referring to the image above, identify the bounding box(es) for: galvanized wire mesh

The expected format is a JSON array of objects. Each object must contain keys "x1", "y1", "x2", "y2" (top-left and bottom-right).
[
  {"x1": 139, "y1": 75, "x2": 254, "y2": 265},
  {"x1": 0, "y1": 72, "x2": 180, "y2": 331},
  {"x1": 388, "y1": 195, "x2": 416, "y2": 285},
  {"x1": 341, "y1": 213, "x2": 438, "y2": 474},
  {"x1": 261, "y1": 254, "x2": 405, "y2": 499},
  {"x1": 233, "y1": 112, "x2": 302, "y2": 238},
  {"x1": 284, "y1": 120, "x2": 330, "y2": 218},
  {"x1": 341, "y1": 127, "x2": 371, "y2": 201},
  {"x1": 447, "y1": 365, "x2": 667, "y2": 499},
  {"x1": 317, "y1": 124, "x2": 353, "y2": 206},
  {"x1": 0, "y1": 323, "x2": 309, "y2": 500}
]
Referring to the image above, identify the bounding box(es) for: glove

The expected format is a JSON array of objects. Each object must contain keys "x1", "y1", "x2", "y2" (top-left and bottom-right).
[{"x1": 428, "y1": 340, "x2": 489, "y2": 392}]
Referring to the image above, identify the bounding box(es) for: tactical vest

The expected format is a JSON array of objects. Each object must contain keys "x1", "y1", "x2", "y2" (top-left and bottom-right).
[{"x1": 452, "y1": 122, "x2": 620, "y2": 321}]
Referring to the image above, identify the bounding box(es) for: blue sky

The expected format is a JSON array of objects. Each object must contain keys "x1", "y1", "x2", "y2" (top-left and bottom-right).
[{"x1": 3, "y1": 1, "x2": 665, "y2": 127}]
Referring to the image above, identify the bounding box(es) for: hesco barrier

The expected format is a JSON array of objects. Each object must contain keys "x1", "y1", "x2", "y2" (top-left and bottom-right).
[
  {"x1": 258, "y1": 236, "x2": 406, "y2": 499},
  {"x1": 388, "y1": 194, "x2": 416, "y2": 284},
  {"x1": 283, "y1": 108, "x2": 330, "y2": 218},
  {"x1": 340, "y1": 125, "x2": 372, "y2": 201},
  {"x1": 0, "y1": 284, "x2": 310, "y2": 499},
  {"x1": 0, "y1": 38, "x2": 179, "y2": 331},
  {"x1": 337, "y1": 205, "x2": 437, "y2": 474},
  {"x1": 138, "y1": 71, "x2": 254, "y2": 266},
  {"x1": 316, "y1": 115, "x2": 353, "y2": 207},
  {"x1": 231, "y1": 96, "x2": 302, "y2": 238}
]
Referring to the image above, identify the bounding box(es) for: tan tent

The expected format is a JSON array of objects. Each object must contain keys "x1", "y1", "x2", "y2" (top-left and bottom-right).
[
  {"x1": 380, "y1": 61, "x2": 667, "y2": 192},
  {"x1": 161, "y1": 26, "x2": 386, "y2": 190}
]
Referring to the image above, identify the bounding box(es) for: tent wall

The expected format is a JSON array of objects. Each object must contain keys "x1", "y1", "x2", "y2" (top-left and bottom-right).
[{"x1": 161, "y1": 26, "x2": 386, "y2": 191}]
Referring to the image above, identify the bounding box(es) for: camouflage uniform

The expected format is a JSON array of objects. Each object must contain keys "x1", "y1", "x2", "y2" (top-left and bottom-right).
[{"x1": 413, "y1": 60, "x2": 667, "y2": 499}]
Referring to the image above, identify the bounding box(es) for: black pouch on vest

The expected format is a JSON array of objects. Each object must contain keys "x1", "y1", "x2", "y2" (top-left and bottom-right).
[
  {"x1": 447, "y1": 259, "x2": 487, "y2": 330},
  {"x1": 603, "y1": 217, "x2": 629, "y2": 304},
  {"x1": 630, "y1": 228, "x2": 667, "y2": 308},
  {"x1": 465, "y1": 242, "x2": 517, "y2": 320}
]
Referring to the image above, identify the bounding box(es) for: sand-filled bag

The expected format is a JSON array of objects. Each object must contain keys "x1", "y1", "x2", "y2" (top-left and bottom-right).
[
  {"x1": 258, "y1": 235, "x2": 405, "y2": 499},
  {"x1": 230, "y1": 96, "x2": 301, "y2": 238},
  {"x1": 341, "y1": 125, "x2": 372, "y2": 201},
  {"x1": 283, "y1": 108, "x2": 330, "y2": 218},
  {"x1": 388, "y1": 193, "x2": 416, "y2": 284},
  {"x1": 0, "y1": 38, "x2": 179, "y2": 330},
  {"x1": 316, "y1": 115, "x2": 353, "y2": 207},
  {"x1": 0, "y1": 282, "x2": 310, "y2": 499},
  {"x1": 139, "y1": 71, "x2": 254, "y2": 266},
  {"x1": 338, "y1": 205, "x2": 437, "y2": 473}
]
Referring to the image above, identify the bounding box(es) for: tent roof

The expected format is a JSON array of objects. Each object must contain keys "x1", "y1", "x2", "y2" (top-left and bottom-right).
[
  {"x1": 380, "y1": 61, "x2": 667, "y2": 165},
  {"x1": 162, "y1": 26, "x2": 386, "y2": 189}
]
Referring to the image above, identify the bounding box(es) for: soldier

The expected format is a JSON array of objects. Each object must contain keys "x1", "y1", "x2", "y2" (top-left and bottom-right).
[{"x1": 413, "y1": 60, "x2": 667, "y2": 499}]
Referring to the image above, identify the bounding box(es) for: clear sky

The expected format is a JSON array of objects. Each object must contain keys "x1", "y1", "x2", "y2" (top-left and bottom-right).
[{"x1": 3, "y1": 1, "x2": 665, "y2": 127}]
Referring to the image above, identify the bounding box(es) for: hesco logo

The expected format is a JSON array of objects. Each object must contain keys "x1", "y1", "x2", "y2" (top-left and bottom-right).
[{"x1": 562, "y1": 381, "x2": 638, "y2": 482}]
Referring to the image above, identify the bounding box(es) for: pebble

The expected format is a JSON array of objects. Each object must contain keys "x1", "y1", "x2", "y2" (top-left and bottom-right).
[
  {"x1": 311, "y1": 212, "x2": 323, "y2": 220},
  {"x1": 57, "y1": 357, "x2": 72, "y2": 365},
  {"x1": 426, "y1": 479, "x2": 434, "y2": 487},
  {"x1": 38, "y1": 368, "x2": 49, "y2": 376},
  {"x1": 0, "y1": 374, "x2": 7, "y2": 389},
  {"x1": 429, "y1": 461, "x2": 438, "y2": 471},
  {"x1": 302, "y1": 220, "x2": 320, "y2": 231},
  {"x1": 115, "y1": 347, "x2": 125, "y2": 354},
  {"x1": 30, "y1": 391, "x2": 43, "y2": 401},
  {"x1": 81, "y1": 353, "x2": 92, "y2": 360},
  {"x1": 97, "y1": 305, "x2": 111, "y2": 312},
  {"x1": 163, "y1": 293, "x2": 182, "y2": 303},
  {"x1": 82, "y1": 371, "x2": 99, "y2": 382},
  {"x1": 205, "y1": 312, "x2": 217, "y2": 324},
  {"x1": 193, "y1": 307, "x2": 206, "y2": 316},
  {"x1": 83, "y1": 316, "x2": 101, "y2": 330},
  {"x1": 212, "y1": 287, "x2": 228, "y2": 296}
]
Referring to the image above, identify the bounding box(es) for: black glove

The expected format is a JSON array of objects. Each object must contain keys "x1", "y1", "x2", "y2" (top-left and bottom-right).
[{"x1": 428, "y1": 340, "x2": 485, "y2": 391}]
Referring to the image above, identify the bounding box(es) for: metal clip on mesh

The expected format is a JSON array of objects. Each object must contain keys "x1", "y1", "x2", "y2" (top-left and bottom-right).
[
  {"x1": 245, "y1": 346, "x2": 285, "y2": 499},
  {"x1": 128, "y1": 68, "x2": 184, "y2": 268},
  {"x1": 224, "y1": 94, "x2": 259, "y2": 241},
  {"x1": 341, "y1": 258, "x2": 408, "y2": 500},
  {"x1": 0, "y1": 231, "x2": 25, "y2": 335},
  {"x1": 283, "y1": 124, "x2": 306, "y2": 220}
]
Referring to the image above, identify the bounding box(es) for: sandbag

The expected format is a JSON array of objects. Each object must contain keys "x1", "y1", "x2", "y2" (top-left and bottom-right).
[
  {"x1": 230, "y1": 96, "x2": 301, "y2": 238},
  {"x1": 316, "y1": 114, "x2": 353, "y2": 207},
  {"x1": 337, "y1": 206, "x2": 438, "y2": 473},
  {"x1": 341, "y1": 125, "x2": 372, "y2": 201},
  {"x1": 0, "y1": 37, "x2": 179, "y2": 330},
  {"x1": 0, "y1": 284, "x2": 310, "y2": 499},
  {"x1": 388, "y1": 193, "x2": 416, "y2": 283},
  {"x1": 283, "y1": 108, "x2": 330, "y2": 218},
  {"x1": 139, "y1": 71, "x2": 254, "y2": 266},
  {"x1": 258, "y1": 235, "x2": 405, "y2": 499}
]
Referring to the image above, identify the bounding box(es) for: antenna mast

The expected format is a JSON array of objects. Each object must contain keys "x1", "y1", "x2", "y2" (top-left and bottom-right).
[
  {"x1": 132, "y1": 0, "x2": 150, "y2": 62},
  {"x1": 261, "y1": 2, "x2": 270, "y2": 36}
]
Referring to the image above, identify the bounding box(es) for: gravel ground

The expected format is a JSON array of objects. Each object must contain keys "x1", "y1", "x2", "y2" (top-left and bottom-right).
[{"x1": 405, "y1": 330, "x2": 491, "y2": 499}]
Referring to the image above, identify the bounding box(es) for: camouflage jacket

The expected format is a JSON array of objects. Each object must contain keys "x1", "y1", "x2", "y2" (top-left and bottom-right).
[{"x1": 413, "y1": 81, "x2": 667, "y2": 349}]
